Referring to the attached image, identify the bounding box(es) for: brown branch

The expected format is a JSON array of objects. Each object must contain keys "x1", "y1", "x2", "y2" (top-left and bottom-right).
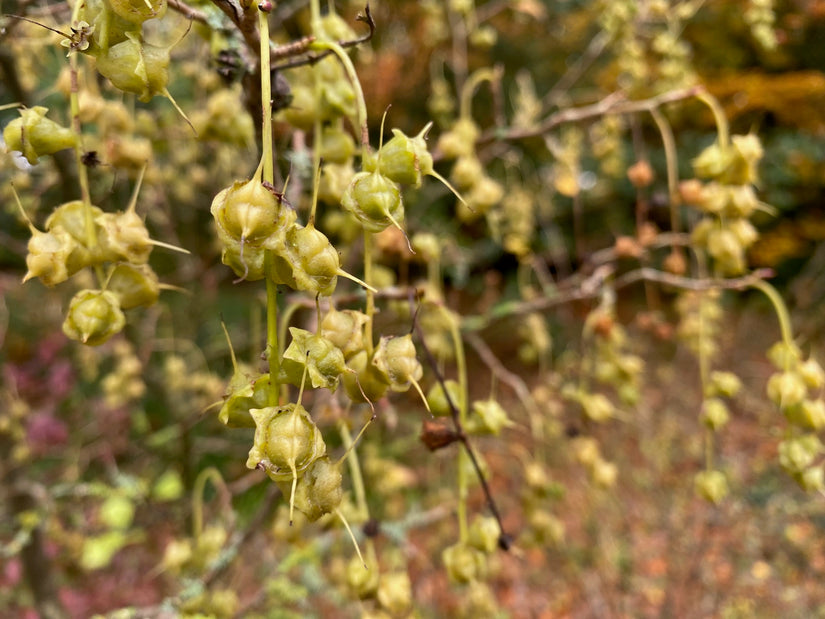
[
  {"x1": 168, "y1": 0, "x2": 209, "y2": 24},
  {"x1": 270, "y1": 3, "x2": 376, "y2": 71},
  {"x1": 412, "y1": 298, "x2": 512, "y2": 551},
  {"x1": 480, "y1": 85, "x2": 706, "y2": 143}
]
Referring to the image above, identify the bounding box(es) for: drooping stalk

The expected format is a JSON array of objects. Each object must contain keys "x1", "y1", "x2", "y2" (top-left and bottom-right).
[
  {"x1": 696, "y1": 90, "x2": 729, "y2": 148},
  {"x1": 751, "y1": 279, "x2": 795, "y2": 354},
  {"x1": 444, "y1": 306, "x2": 469, "y2": 542}
]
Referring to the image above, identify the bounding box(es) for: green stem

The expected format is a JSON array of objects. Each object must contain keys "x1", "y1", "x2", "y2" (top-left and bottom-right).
[
  {"x1": 751, "y1": 279, "x2": 794, "y2": 349},
  {"x1": 459, "y1": 67, "x2": 499, "y2": 120},
  {"x1": 192, "y1": 467, "x2": 225, "y2": 542},
  {"x1": 696, "y1": 90, "x2": 729, "y2": 147},
  {"x1": 650, "y1": 107, "x2": 680, "y2": 235},
  {"x1": 364, "y1": 231, "x2": 374, "y2": 356},
  {"x1": 259, "y1": 6, "x2": 281, "y2": 405},
  {"x1": 339, "y1": 421, "x2": 369, "y2": 521},
  {"x1": 309, "y1": 40, "x2": 369, "y2": 150}
]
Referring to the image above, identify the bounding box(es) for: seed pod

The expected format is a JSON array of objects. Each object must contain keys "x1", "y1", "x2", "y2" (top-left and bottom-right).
[
  {"x1": 218, "y1": 372, "x2": 269, "y2": 428},
  {"x1": 23, "y1": 227, "x2": 77, "y2": 287},
  {"x1": 786, "y1": 399, "x2": 825, "y2": 431},
  {"x1": 725, "y1": 184, "x2": 760, "y2": 218},
  {"x1": 727, "y1": 218, "x2": 758, "y2": 248},
  {"x1": 436, "y1": 117, "x2": 480, "y2": 160},
  {"x1": 192, "y1": 88, "x2": 254, "y2": 147},
  {"x1": 280, "y1": 328, "x2": 347, "y2": 391},
  {"x1": 700, "y1": 398, "x2": 730, "y2": 431},
  {"x1": 276, "y1": 456, "x2": 342, "y2": 522},
  {"x1": 246, "y1": 403, "x2": 326, "y2": 481},
  {"x1": 346, "y1": 546, "x2": 379, "y2": 599},
  {"x1": 767, "y1": 341, "x2": 802, "y2": 369},
  {"x1": 215, "y1": 224, "x2": 267, "y2": 281},
  {"x1": 426, "y1": 379, "x2": 462, "y2": 417},
  {"x1": 3, "y1": 106, "x2": 78, "y2": 165},
  {"x1": 466, "y1": 399, "x2": 514, "y2": 435},
  {"x1": 342, "y1": 350, "x2": 390, "y2": 403},
  {"x1": 578, "y1": 392, "x2": 614, "y2": 422},
  {"x1": 767, "y1": 371, "x2": 807, "y2": 409},
  {"x1": 372, "y1": 335, "x2": 423, "y2": 394},
  {"x1": 318, "y1": 162, "x2": 356, "y2": 206},
  {"x1": 707, "y1": 371, "x2": 742, "y2": 398},
  {"x1": 96, "y1": 209, "x2": 153, "y2": 264},
  {"x1": 320, "y1": 308, "x2": 369, "y2": 360},
  {"x1": 107, "y1": 262, "x2": 159, "y2": 309},
  {"x1": 279, "y1": 224, "x2": 340, "y2": 296},
  {"x1": 778, "y1": 434, "x2": 823, "y2": 474},
  {"x1": 211, "y1": 178, "x2": 285, "y2": 244},
  {"x1": 467, "y1": 515, "x2": 500, "y2": 554},
  {"x1": 94, "y1": 32, "x2": 171, "y2": 102},
  {"x1": 62, "y1": 289, "x2": 126, "y2": 345},
  {"x1": 795, "y1": 465, "x2": 825, "y2": 493},
  {"x1": 694, "y1": 470, "x2": 728, "y2": 504},
  {"x1": 798, "y1": 358, "x2": 825, "y2": 390},
  {"x1": 450, "y1": 155, "x2": 484, "y2": 191},
  {"x1": 692, "y1": 141, "x2": 735, "y2": 181},
  {"x1": 341, "y1": 170, "x2": 404, "y2": 232},
  {"x1": 464, "y1": 175, "x2": 504, "y2": 216},
  {"x1": 591, "y1": 458, "x2": 618, "y2": 488},
  {"x1": 376, "y1": 571, "x2": 412, "y2": 615},
  {"x1": 107, "y1": 0, "x2": 166, "y2": 25},
  {"x1": 320, "y1": 124, "x2": 356, "y2": 164},
  {"x1": 442, "y1": 542, "x2": 486, "y2": 584},
  {"x1": 374, "y1": 124, "x2": 436, "y2": 187},
  {"x1": 315, "y1": 11, "x2": 357, "y2": 41}
]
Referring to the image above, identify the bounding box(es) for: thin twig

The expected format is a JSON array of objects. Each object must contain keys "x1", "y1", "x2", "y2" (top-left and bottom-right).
[
  {"x1": 412, "y1": 300, "x2": 512, "y2": 551},
  {"x1": 481, "y1": 85, "x2": 705, "y2": 143},
  {"x1": 168, "y1": 0, "x2": 209, "y2": 24}
]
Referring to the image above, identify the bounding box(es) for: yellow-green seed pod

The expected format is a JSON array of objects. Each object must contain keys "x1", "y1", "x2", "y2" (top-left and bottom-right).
[
  {"x1": 96, "y1": 209, "x2": 153, "y2": 264},
  {"x1": 318, "y1": 162, "x2": 356, "y2": 206},
  {"x1": 375, "y1": 125, "x2": 434, "y2": 187},
  {"x1": 346, "y1": 549, "x2": 379, "y2": 600},
  {"x1": 799, "y1": 358, "x2": 825, "y2": 390},
  {"x1": 795, "y1": 465, "x2": 825, "y2": 493},
  {"x1": 786, "y1": 399, "x2": 825, "y2": 431},
  {"x1": 450, "y1": 155, "x2": 484, "y2": 191},
  {"x1": 279, "y1": 327, "x2": 347, "y2": 391},
  {"x1": 778, "y1": 435, "x2": 823, "y2": 474},
  {"x1": 694, "y1": 469, "x2": 728, "y2": 504},
  {"x1": 342, "y1": 350, "x2": 390, "y2": 403},
  {"x1": 464, "y1": 175, "x2": 504, "y2": 216},
  {"x1": 94, "y1": 32, "x2": 170, "y2": 102},
  {"x1": 106, "y1": 0, "x2": 166, "y2": 25},
  {"x1": 315, "y1": 12, "x2": 357, "y2": 41},
  {"x1": 218, "y1": 372, "x2": 270, "y2": 428},
  {"x1": 106, "y1": 262, "x2": 159, "y2": 309},
  {"x1": 442, "y1": 542, "x2": 486, "y2": 584},
  {"x1": 341, "y1": 171, "x2": 404, "y2": 232},
  {"x1": 578, "y1": 392, "x2": 614, "y2": 422},
  {"x1": 436, "y1": 117, "x2": 480, "y2": 160},
  {"x1": 700, "y1": 398, "x2": 730, "y2": 431},
  {"x1": 376, "y1": 571, "x2": 412, "y2": 615},
  {"x1": 410, "y1": 233, "x2": 440, "y2": 262},
  {"x1": 466, "y1": 399, "x2": 514, "y2": 435},
  {"x1": 426, "y1": 379, "x2": 461, "y2": 417},
  {"x1": 692, "y1": 141, "x2": 735, "y2": 181},
  {"x1": 23, "y1": 227, "x2": 76, "y2": 287},
  {"x1": 320, "y1": 308, "x2": 369, "y2": 360},
  {"x1": 767, "y1": 371, "x2": 807, "y2": 409},
  {"x1": 372, "y1": 335, "x2": 423, "y2": 393},
  {"x1": 192, "y1": 87, "x2": 254, "y2": 147},
  {"x1": 320, "y1": 124, "x2": 356, "y2": 164},
  {"x1": 211, "y1": 178, "x2": 284, "y2": 244},
  {"x1": 467, "y1": 515, "x2": 500, "y2": 554},
  {"x1": 46, "y1": 201, "x2": 104, "y2": 245},
  {"x1": 62, "y1": 289, "x2": 126, "y2": 346},
  {"x1": 3, "y1": 106, "x2": 78, "y2": 165},
  {"x1": 215, "y1": 224, "x2": 267, "y2": 281},
  {"x1": 707, "y1": 371, "x2": 742, "y2": 398},
  {"x1": 275, "y1": 455, "x2": 342, "y2": 522},
  {"x1": 767, "y1": 341, "x2": 802, "y2": 369},
  {"x1": 281, "y1": 224, "x2": 340, "y2": 296},
  {"x1": 246, "y1": 403, "x2": 326, "y2": 481}
]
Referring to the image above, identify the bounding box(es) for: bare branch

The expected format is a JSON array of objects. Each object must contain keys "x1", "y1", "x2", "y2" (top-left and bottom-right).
[{"x1": 168, "y1": 0, "x2": 209, "y2": 24}]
